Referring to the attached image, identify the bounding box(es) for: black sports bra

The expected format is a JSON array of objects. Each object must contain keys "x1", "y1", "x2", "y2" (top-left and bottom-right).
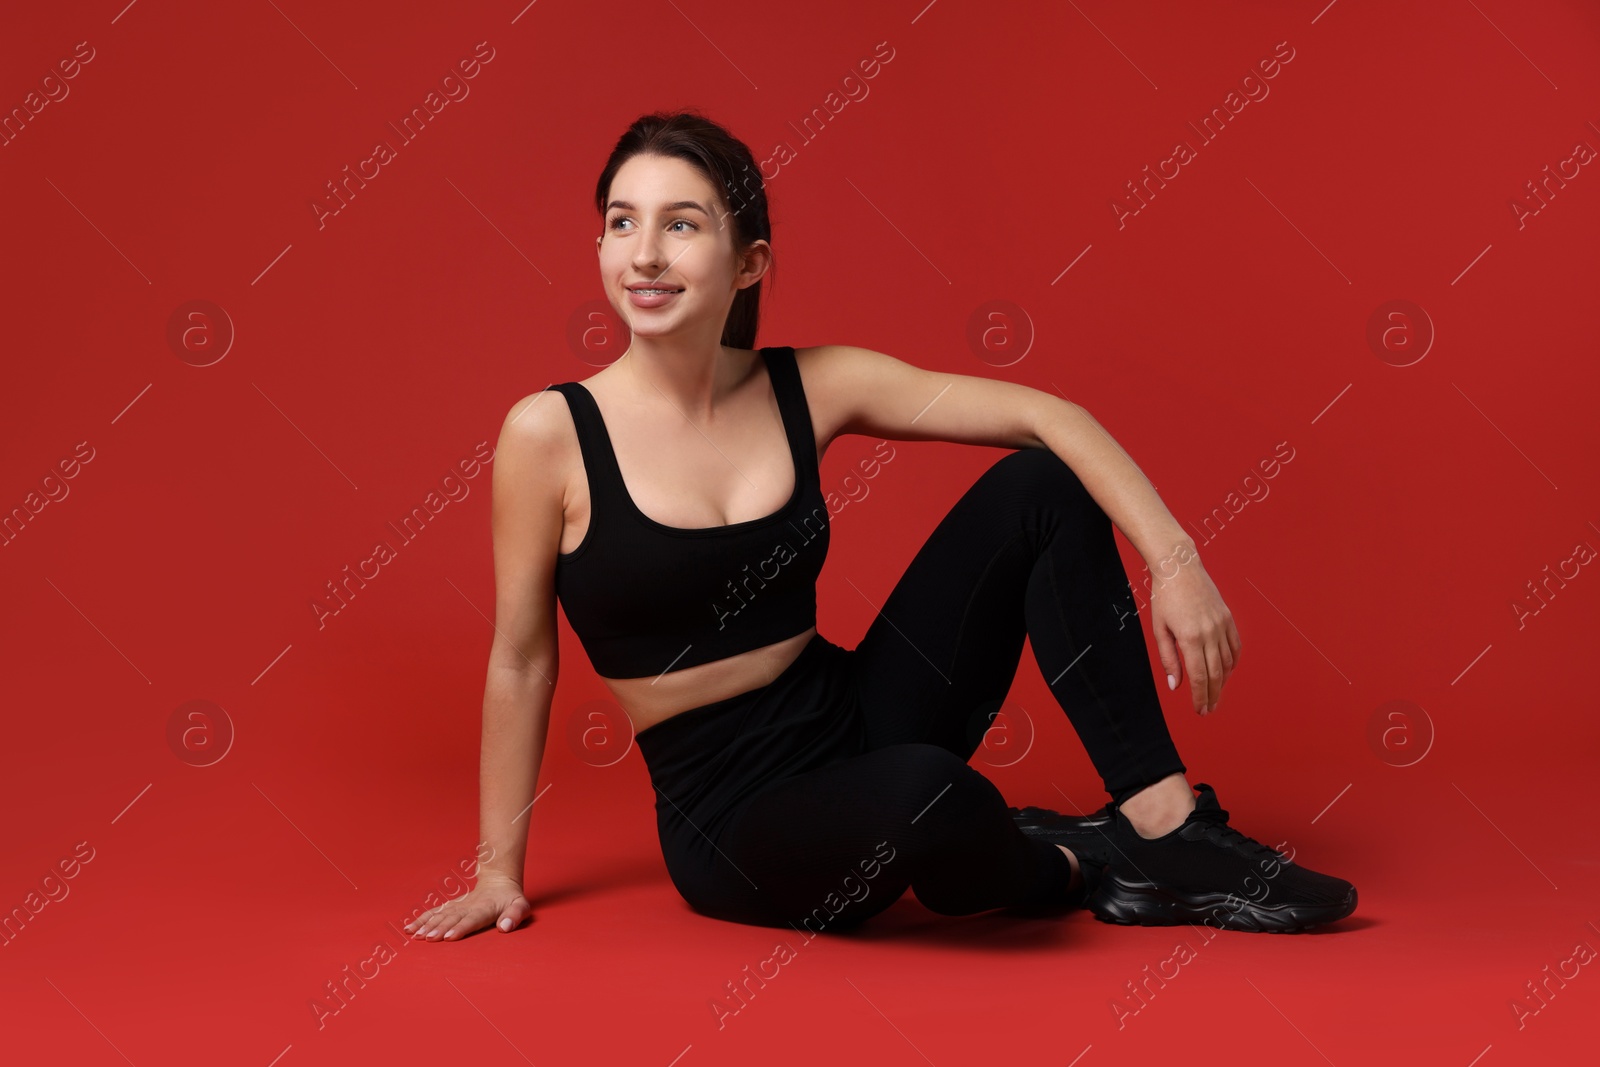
[{"x1": 545, "y1": 346, "x2": 830, "y2": 679}]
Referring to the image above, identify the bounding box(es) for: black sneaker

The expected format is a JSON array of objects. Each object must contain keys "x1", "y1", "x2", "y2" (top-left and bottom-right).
[
  {"x1": 1010, "y1": 802, "x2": 1121, "y2": 867},
  {"x1": 1090, "y1": 783, "x2": 1357, "y2": 933},
  {"x1": 1006, "y1": 802, "x2": 1117, "y2": 916}
]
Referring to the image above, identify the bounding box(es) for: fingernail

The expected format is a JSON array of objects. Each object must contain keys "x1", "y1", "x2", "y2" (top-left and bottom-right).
[
  {"x1": 1167, "y1": 674, "x2": 1177, "y2": 691},
  {"x1": 500, "y1": 918, "x2": 512, "y2": 931}
]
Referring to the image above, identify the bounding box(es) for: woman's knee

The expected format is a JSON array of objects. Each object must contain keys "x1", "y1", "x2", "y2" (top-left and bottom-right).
[
  {"x1": 874, "y1": 741, "x2": 976, "y2": 784},
  {"x1": 985, "y1": 448, "x2": 1095, "y2": 510}
]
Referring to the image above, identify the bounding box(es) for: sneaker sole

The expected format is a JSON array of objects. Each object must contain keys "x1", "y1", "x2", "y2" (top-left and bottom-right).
[{"x1": 1091, "y1": 873, "x2": 1358, "y2": 934}]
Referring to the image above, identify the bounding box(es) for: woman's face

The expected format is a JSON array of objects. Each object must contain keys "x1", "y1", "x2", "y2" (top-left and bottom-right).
[{"x1": 597, "y1": 153, "x2": 766, "y2": 344}]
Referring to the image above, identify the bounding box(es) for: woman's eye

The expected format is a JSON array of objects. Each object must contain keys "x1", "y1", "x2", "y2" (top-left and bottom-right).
[{"x1": 607, "y1": 217, "x2": 695, "y2": 232}]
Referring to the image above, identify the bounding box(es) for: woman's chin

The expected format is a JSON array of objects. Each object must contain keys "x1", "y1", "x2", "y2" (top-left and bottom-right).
[{"x1": 623, "y1": 320, "x2": 687, "y2": 340}]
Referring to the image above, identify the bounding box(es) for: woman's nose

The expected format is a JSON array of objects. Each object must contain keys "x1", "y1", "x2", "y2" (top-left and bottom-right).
[
  {"x1": 631, "y1": 230, "x2": 665, "y2": 270},
  {"x1": 633, "y1": 247, "x2": 663, "y2": 272}
]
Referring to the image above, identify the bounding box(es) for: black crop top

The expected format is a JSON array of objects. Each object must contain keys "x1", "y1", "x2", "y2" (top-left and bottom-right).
[{"x1": 546, "y1": 346, "x2": 831, "y2": 679}]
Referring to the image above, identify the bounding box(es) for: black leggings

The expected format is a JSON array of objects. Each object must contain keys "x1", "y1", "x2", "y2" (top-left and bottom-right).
[{"x1": 631, "y1": 447, "x2": 1186, "y2": 930}]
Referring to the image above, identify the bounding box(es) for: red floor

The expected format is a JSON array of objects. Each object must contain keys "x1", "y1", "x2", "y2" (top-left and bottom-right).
[{"x1": 5, "y1": 690, "x2": 1597, "y2": 1065}]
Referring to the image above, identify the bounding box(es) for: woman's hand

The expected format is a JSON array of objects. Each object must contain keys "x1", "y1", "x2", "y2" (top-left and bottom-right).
[
  {"x1": 1148, "y1": 552, "x2": 1241, "y2": 716},
  {"x1": 404, "y1": 872, "x2": 532, "y2": 942}
]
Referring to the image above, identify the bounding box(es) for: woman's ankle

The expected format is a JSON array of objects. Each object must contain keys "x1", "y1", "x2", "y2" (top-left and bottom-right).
[
  {"x1": 1056, "y1": 844, "x2": 1082, "y2": 891},
  {"x1": 1117, "y1": 773, "x2": 1196, "y2": 838}
]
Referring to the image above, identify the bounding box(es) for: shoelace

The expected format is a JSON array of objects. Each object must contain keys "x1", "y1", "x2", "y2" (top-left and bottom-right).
[{"x1": 1185, "y1": 802, "x2": 1288, "y2": 864}]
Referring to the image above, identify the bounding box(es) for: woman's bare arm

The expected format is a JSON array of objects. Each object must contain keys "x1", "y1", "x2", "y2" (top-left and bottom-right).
[
  {"x1": 409, "y1": 389, "x2": 571, "y2": 939},
  {"x1": 809, "y1": 344, "x2": 1239, "y2": 716}
]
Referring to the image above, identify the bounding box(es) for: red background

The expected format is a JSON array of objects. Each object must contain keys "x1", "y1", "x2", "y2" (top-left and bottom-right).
[{"x1": 3, "y1": 1, "x2": 1597, "y2": 1064}]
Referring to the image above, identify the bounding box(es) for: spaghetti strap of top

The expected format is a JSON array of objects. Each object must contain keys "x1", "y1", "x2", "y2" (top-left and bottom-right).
[
  {"x1": 550, "y1": 376, "x2": 631, "y2": 522},
  {"x1": 763, "y1": 344, "x2": 821, "y2": 483}
]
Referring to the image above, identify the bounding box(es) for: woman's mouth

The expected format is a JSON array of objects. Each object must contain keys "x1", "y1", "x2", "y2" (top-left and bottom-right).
[{"x1": 627, "y1": 287, "x2": 683, "y2": 308}]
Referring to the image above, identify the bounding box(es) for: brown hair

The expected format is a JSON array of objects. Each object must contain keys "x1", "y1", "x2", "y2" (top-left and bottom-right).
[{"x1": 594, "y1": 109, "x2": 773, "y2": 351}]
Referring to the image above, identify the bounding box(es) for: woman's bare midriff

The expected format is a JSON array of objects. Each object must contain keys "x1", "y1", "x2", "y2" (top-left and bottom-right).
[{"x1": 597, "y1": 625, "x2": 818, "y2": 732}]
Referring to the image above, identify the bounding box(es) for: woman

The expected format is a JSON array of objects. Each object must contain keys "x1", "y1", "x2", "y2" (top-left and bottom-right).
[{"x1": 406, "y1": 110, "x2": 1356, "y2": 940}]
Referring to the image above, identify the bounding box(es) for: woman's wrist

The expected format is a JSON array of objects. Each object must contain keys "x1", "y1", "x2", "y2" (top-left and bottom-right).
[
  {"x1": 1143, "y1": 536, "x2": 1200, "y2": 585},
  {"x1": 475, "y1": 863, "x2": 524, "y2": 886}
]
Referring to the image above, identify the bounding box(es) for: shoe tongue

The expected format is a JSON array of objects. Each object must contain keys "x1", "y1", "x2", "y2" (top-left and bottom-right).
[
  {"x1": 1184, "y1": 787, "x2": 1282, "y2": 860},
  {"x1": 1187, "y1": 784, "x2": 1230, "y2": 825}
]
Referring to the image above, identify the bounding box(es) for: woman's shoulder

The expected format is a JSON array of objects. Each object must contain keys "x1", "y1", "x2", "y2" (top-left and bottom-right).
[
  {"x1": 496, "y1": 384, "x2": 587, "y2": 494},
  {"x1": 787, "y1": 345, "x2": 893, "y2": 450},
  {"x1": 502, "y1": 359, "x2": 622, "y2": 428},
  {"x1": 791, "y1": 343, "x2": 896, "y2": 370},
  {"x1": 788, "y1": 343, "x2": 860, "y2": 378},
  {"x1": 789, "y1": 343, "x2": 906, "y2": 398},
  {"x1": 502, "y1": 382, "x2": 578, "y2": 439}
]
